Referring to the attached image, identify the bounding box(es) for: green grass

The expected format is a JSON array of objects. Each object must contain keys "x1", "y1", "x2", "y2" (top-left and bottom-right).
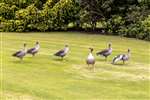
[{"x1": 1, "y1": 32, "x2": 150, "y2": 100}]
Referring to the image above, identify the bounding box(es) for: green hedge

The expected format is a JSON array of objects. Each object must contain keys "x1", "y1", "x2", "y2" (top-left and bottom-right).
[{"x1": 0, "y1": 0, "x2": 150, "y2": 41}]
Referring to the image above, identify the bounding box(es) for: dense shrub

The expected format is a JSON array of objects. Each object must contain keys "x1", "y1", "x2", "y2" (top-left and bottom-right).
[
  {"x1": 103, "y1": 5, "x2": 150, "y2": 41},
  {"x1": 0, "y1": 0, "x2": 150, "y2": 41},
  {"x1": 0, "y1": 3, "x2": 18, "y2": 19},
  {"x1": 105, "y1": 15, "x2": 125, "y2": 34},
  {"x1": 117, "y1": 15, "x2": 150, "y2": 40}
]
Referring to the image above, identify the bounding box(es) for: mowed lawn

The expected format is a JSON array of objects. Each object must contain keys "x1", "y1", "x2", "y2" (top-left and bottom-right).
[{"x1": 0, "y1": 32, "x2": 150, "y2": 100}]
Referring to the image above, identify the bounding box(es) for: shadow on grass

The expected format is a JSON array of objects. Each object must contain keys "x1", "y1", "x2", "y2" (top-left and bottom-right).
[
  {"x1": 52, "y1": 58, "x2": 63, "y2": 61},
  {"x1": 112, "y1": 63, "x2": 129, "y2": 66},
  {"x1": 11, "y1": 60, "x2": 31, "y2": 64},
  {"x1": 52, "y1": 57, "x2": 69, "y2": 62},
  {"x1": 96, "y1": 58, "x2": 107, "y2": 62},
  {"x1": 85, "y1": 66, "x2": 94, "y2": 71}
]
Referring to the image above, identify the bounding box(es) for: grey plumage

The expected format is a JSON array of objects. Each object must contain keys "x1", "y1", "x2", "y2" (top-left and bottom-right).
[
  {"x1": 112, "y1": 49, "x2": 131, "y2": 64},
  {"x1": 96, "y1": 43, "x2": 112, "y2": 60},
  {"x1": 27, "y1": 41, "x2": 40, "y2": 56},
  {"x1": 86, "y1": 48, "x2": 95, "y2": 70},
  {"x1": 54, "y1": 45, "x2": 69, "y2": 59},
  {"x1": 12, "y1": 43, "x2": 27, "y2": 60}
]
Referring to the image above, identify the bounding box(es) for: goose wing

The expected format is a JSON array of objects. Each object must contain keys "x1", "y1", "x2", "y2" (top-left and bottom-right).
[
  {"x1": 122, "y1": 54, "x2": 129, "y2": 61},
  {"x1": 12, "y1": 50, "x2": 22, "y2": 56},
  {"x1": 97, "y1": 49, "x2": 109, "y2": 55},
  {"x1": 54, "y1": 49, "x2": 64, "y2": 56},
  {"x1": 27, "y1": 48, "x2": 35, "y2": 53}
]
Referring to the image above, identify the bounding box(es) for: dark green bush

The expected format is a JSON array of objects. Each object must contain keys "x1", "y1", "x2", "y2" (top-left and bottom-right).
[
  {"x1": 105, "y1": 15, "x2": 125, "y2": 34},
  {"x1": 117, "y1": 15, "x2": 150, "y2": 40}
]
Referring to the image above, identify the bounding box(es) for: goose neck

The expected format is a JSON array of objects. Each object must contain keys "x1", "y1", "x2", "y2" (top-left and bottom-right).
[
  {"x1": 89, "y1": 52, "x2": 93, "y2": 56},
  {"x1": 64, "y1": 47, "x2": 69, "y2": 53},
  {"x1": 23, "y1": 47, "x2": 27, "y2": 52}
]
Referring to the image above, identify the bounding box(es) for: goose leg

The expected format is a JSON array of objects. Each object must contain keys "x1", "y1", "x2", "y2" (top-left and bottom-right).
[
  {"x1": 20, "y1": 57, "x2": 23, "y2": 62},
  {"x1": 93, "y1": 64, "x2": 95, "y2": 72},
  {"x1": 61, "y1": 57, "x2": 63, "y2": 60},
  {"x1": 123, "y1": 60, "x2": 125, "y2": 64},
  {"x1": 32, "y1": 53, "x2": 35, "y2": 57},
  {"x1": 105, "y1": 56, "x2": 107, "y2": 61},
  {"x1": 88, "y1": 64, "x2": 91, "y2": 70}
]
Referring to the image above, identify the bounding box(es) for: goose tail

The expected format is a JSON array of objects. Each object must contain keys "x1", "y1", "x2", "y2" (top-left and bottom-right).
[
  {"x1": 96, "y1": 52, "x2": 101, "y2": 56},
  {"x1": 96, "y1": 52, "x2": 99, "y2": 56},
  {"x1": 54, "y1": 52, "x2": 59, "y2": 56},
  {"x1": 12, "y1": 53, "x2": 16, "y2": 57},
  {"x1": 12, "y1": 52, "x2": 19, "y2": 57}
]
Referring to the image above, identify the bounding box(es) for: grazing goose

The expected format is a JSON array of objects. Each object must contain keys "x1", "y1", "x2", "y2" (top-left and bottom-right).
[
  {"x1": 54, "y1": 45, "x2": 69, "y2": 59},
  {"x1": 86, "y1": 48, "x2": 95, "y2": 70},
  {"x1": 112, "y1": 49, "x2": 131, "y2": 64},
  {"x1": 96, "y1": 43, "x2": 112, "y2": 60},
  {"x1": 12, "y1": 43, "x2": 27, "y2": 60},
  {"x1": 27, "y1": 41, "x2": 40, "y2": 56}
]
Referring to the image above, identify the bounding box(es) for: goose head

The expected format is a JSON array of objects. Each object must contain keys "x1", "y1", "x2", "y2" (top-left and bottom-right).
[
  {"x1": 127, "y1": 48, "x2": 131, "y2": 54},
  {"x1": 23, "y1": 43, "x2": 27, "y2": 51},
  {"x1": 64, "y1": 44, "x2": 69, "y2": 50},
  {"x1": 89, "y1": 48, "x2": 94, "y2": 53},
  {"x1": 108, "y1": 43, "x2": 112, "y2": 48},
  {"x1": 23, "y1": 43, "x2": 27, "y2": 47},
  {"x1": 127, "y1": 48, "x2": 131, "y2": 57},
  {"x1": 64, "y1": 45, "x2": 69, "y2": 53},
  {"x1": 65, "y1": 45, "x2": 68, "y2": 47},
  {"x1": 36, "y1": 41, "x2": 39, "y2": 45},
  {"x1": 128, "y1": 49, "x2": 130, "y2": 53},
  {"x1": 35, "y1": 41, "x2": 40, "y2": 49}
]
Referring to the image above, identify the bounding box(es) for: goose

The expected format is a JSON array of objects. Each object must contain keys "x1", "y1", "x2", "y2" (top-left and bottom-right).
[
  {"x1": 86, "y1": 48, "x2": 95, "y2": 70},
  {"x1": 12, "y1": 43, "x2": 27, "y2": 60},
  {"x1": 112, "y1": 49, "x2": 131, "y2": 64},
  {"x1": 54, "y1": 45, "x2": 69, "y2": 59},
  {"x1": 96, "y1": 43, "x2": 112, "y2": 60},
  {"x1": 27, "y1": 41, "x2": 40, "y2": 56}
]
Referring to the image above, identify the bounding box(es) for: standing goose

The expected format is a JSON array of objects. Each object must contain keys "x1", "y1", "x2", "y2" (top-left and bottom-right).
[
  {"x1": 112, "y1": 49, "x2": 131, "y2": 64},
  {"x1": 54, "y1": 45, "x2": 69, "y2": 60},
  {"x1": 96, "y1": 43, "x2": 112, "y2": 60},
  {"x1": 86, "y1": 48, "x2": 95, "y2": 70},
  {"x1": 27, "y1": 41, "x2": 40, "y2": 56},
  {"x1": 12, "y1": 43, "x2": 27, "y2": 60}
]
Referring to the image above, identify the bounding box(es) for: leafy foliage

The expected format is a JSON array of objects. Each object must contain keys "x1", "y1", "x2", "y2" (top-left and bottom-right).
[{"x1": 0, "y1": 0, "x2": 150, "y2": 40}]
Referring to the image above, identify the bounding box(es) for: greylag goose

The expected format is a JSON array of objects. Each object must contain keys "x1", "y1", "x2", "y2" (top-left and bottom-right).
[
  {"x1": 12, "y1": 43, "x2": 27, "y2": 60},
  {"x1": 112, "y1": 49, "x2": 131, "y2": 64},
  {"x1": 27, "y1": 41, "x2": 40, "y2": 56},
  {"x1": 86, "y1": 48, "x2": 95, "y2": 70},
  {"x1": 54, "y1": 45, "x2": 69, "y2": 59},
  {"x1": 96, "y1": 43, "x2": 112, "y2": 60}
]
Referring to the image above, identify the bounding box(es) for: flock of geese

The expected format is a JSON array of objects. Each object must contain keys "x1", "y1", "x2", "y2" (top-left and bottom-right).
[{"x1": 12, "y1": 42, "x2": 131, "y2": 68}]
